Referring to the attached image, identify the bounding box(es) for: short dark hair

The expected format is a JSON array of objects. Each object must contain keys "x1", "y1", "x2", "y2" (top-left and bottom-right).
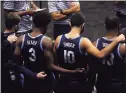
[
  {"x1": 33, "y1": 11, "x2": 51, "y2": 28},
  {"x1": 5, "y1": 12, "x2": 21, "y2": 29},
  {"x1": 70, "y1": 12, "x2": 85, "y2": 27},
  {"x1": 105, "y1": 16, "x2": 120, "y2": 30}
]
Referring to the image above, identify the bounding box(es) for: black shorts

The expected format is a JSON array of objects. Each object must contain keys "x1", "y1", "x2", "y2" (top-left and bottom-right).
[
  {"x1": 23, "y1": 77, "x2": 53, "y2": 93},
  {"x1": 96, "y1": 80, "x2": 124, "y2": 93},
  {"x1": 55, "y1": 77, "x2": 87, "y2": 93}
]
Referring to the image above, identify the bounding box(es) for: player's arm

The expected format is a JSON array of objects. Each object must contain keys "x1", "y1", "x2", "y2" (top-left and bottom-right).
[
  {"x1": 43, "y1": 36, "x2": 82, "y2": 74},
  {"x1": 81, "y1": 34, "x2": 125, "y2": 58},
  {"x1": 119, "y1": 43, "x2": 126, "y2": 58},
  {"x1": 31, "y1": 1, "x2": 40, "y2": 10},
  {"x1": 62, "y1": 1, "x2": 80, "y2": 15}
]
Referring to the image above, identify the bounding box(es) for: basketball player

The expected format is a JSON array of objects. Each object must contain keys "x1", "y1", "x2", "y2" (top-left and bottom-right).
[
  {"x1": 53, "y1": 12, "x2": 125, "y2": 93},
  {"x1": 93, "y1": 16, "x2": 125, "y2": 93},
  {"x1": 1, "y1": 13, "x2": 22, "y2": 93},
  {"x1": 13, "y1": 11, "x2": 84, "y2": 93}
]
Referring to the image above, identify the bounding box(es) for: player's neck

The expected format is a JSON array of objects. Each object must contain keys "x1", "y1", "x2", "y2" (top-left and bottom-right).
[
  {"x1": 105, "y1": 31, "x2": 118, "y2": 39},
  {"x1": 32, "y1": 28, "x2": 43, "y2": 36},
  {"x1": 68, "y1": 27, "x2": 81, "y2": 37},
  {"x1": 4, "y1": 28, "x2": 15, "y2": 33}
]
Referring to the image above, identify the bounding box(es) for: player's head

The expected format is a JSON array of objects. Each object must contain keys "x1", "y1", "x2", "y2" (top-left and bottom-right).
[
  {"x1": 105, "y1": 15, "x2": 120, "y2": 33},
  {"x1": 33, "y1": 11, "x2": 51, "y2": 34},
  {"x1": 5, "y1": 12, "x2": 21, "y2": 31},
  {"x1": 70, "y1": 12, "x2": 85, "y2": 33}
]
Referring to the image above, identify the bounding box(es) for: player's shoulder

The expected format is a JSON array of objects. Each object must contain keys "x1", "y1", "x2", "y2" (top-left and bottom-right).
[
  {"x1": 42, "y1": 35, "x2": 53, "y2": 43},
  {"x1": 55, "y1": 35, "x2": 62, "y2": 43},
  {"x1": 81, "y1": 37, "x2": 91, "y2": 43},
  {"x1": 53, "y1": 35, "x2": 63, "y2": 49},
  {"x1": 119, "y1": 43, "x2": 126, "y2": 51},
  {"x1": 17, "y1": 34, "x2": 25, "y2": 43},
  {"x1": 42, "y1": 35, "x2": 53, "y2": 49}
]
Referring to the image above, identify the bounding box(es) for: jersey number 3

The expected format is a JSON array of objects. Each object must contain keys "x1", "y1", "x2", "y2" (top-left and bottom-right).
[
  {"x1": 64, "y1": 50, "x2": 75, "y2": 64},
  {"x1": 29, "y1": 48, "x2": 36, "y2": 62}
]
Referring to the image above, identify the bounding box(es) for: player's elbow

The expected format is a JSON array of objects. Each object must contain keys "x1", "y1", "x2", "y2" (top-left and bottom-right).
[
  {"x1": 97, "y1": 53, "x2": 105, "y2": 58},
  {"x1": 72, "y1": 6, "x2": 80, "y2": 12},
  {"x1": 75, "y1": 6, "x2": 80, "y2": 12}
]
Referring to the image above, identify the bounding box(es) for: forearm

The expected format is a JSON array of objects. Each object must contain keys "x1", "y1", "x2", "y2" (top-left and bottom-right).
[
  {"x1": 51, "y1": 13, "x2": 66, "y2": 20},
  {"x1": 62, "y1": 6, "x2": 80, "y2": 15},
  {"x1": 18, "y1": 66, "x2": 37, "y2": 79},
  {"x1": 50, "y1": 64, "x2": 75, "y2": 74},
  {"x1": 31, "y1": 2, "x2": 39, "y2": 10},
  {"x1": 13, "y1": 11, "x2": 29, "y2": 16},
  {"x1": 100, "y1": 39, "x2": 119, "y2": 58}
]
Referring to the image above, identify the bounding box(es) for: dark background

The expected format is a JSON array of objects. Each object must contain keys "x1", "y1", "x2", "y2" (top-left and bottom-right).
[{"x1": 1, "y1": 1, "x2": 116, "y2": 41}]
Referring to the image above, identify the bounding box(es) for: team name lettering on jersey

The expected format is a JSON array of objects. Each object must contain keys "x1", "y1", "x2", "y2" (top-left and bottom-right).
[
  {"x1": 63, "y1": 42, "x2": 75, "y2": 48},
  {"x1": 27, "y1": 40, "x2": 37, "y2": 46}
]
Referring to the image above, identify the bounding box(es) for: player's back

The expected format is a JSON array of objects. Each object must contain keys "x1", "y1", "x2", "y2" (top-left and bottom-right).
[
  {"x1": 21, "y1": 33, "x2": 47, "y2": 73},
  {"x1": 56, "y1": 34, "x2": 87, "y2": 80},
  {"x1": 96, "y1": 37, "x2": 124, "y2": 80},
  {"x1": 96, "y1": 37, "x2": 125, "y2": 93},
  {"x1": 57, "y1": 34, "x2": 87, "y2": 69}
]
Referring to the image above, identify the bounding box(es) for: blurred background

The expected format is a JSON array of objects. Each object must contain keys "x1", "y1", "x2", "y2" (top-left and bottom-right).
[{"x1": 1, "y1": 1, "x2": 116, "y2": 41}]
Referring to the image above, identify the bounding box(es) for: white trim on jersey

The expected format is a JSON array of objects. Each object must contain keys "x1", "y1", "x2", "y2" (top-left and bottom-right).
[
  {"x1": 40, "y1": 36, "x2": 45, "y2": 51},
  {"x1": 21, "y1": 34, "x2": 25, "y2": 50},
  {"x1": 117, "y1": 43, "x2": 123, "y2": 59},
  {"x1": 79, "y1": 38, "x2": 83, "y2": 55},
  {"x1": 57, "y1": 35, "x2": 63, "y2": 49},
  {"x1": 96, "y1": 38, "x2": 100, "y2": 48}
]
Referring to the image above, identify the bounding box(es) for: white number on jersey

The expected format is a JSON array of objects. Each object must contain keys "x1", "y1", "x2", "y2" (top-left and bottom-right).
[
  {"x1": 102, "y1": 53, "x2": 114, "y2": 66},
  {"x1": 29, "y1": 48, "x2": 36, "y2": 62},
  {"x1": 64, "y1": 50, "x2": 75, "y2": 64}
]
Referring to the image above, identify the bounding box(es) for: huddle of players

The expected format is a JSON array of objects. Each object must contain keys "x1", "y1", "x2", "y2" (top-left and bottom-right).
[{"x1": 2, "y1": 10, "x2": 125, "y2": 93}]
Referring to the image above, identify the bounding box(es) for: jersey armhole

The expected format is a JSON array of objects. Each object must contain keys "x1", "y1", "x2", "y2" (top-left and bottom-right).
[
  {"x1": 40, "y1": 36, "x2": 45, "y2": 51},
  {"x1": 21, "y1": 34, "x2": 25, "y2": 50},
  {"x1": 57, "y1": 35, "x2": 62, "y2": 49},
  {"x1": 79, "y1": 38, "x2": 84, "y2": 55},
  {"x1": 117, "y1": 44, "x2": 123, "y2": 59}
]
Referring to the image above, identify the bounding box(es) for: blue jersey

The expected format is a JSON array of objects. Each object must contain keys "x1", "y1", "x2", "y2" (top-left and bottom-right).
[
  {"x1": 56, "y1": 35, "x2": 87, "y2": 69},
  {"x1": 56, "y1": 35, "x2": 87, "y2": 81},
  {"x1": 21, "y1": 33, "x2": 53, "y2": 93},
  {"x1": 96, "y1": 37, "x2": 125, "y2": 82},
  {"x1": 21, "y1": 33, "x2": 48, "y2": 73}
]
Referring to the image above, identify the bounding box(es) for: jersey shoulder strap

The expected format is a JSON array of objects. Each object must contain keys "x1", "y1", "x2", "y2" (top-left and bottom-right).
[{"x1": 21, "y1": 34, "x2": 26, "y2": 50}]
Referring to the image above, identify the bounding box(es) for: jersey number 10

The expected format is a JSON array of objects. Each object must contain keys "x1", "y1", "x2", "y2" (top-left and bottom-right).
[{"x1": 64, "y1": 50, "x2": 75, "y2": 64}]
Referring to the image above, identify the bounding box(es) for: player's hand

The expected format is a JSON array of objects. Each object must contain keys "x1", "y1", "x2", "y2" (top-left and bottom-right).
[
  {"x1": 74, "y1": 68, "x2": 85, "y2": 73},
  {"x1": 116, "y1": 34, "x2": 125, "y2": 43},
  {"x1": 36, "y1": 71, "x2": 47, "y2": 79},
  {"x1": 26, "y1": 9, "x2": 35, "y2": 15},
  {"x1": 70, "y1": 2, "x2": 77, "y2": 7},
  {"x1": 7, "y1": 34, "x2": 18, "y2": 44}
]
